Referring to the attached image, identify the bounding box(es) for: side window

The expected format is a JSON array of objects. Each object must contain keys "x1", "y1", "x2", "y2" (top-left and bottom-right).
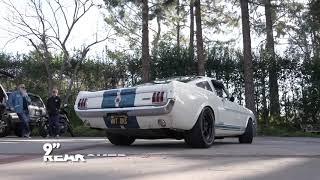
[
  {"x1": 213, "y1": 85, "x2": 223, "y2": 98},
  {"x1": 212, "y1": 82, "x2": 228, "y2": 98},
  {"x1": 196, "y1": 81, "x2": 213, "y2": 92}
]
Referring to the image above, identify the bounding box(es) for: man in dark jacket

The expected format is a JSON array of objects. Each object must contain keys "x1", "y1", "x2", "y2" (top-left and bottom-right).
[{"x1": 46, "y1": 88, "x2": 61, "y2": 138}]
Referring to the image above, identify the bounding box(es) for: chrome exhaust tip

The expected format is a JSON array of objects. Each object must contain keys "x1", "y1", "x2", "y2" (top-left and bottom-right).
[{"x1": 158, "y1": 119, "x2": 166, "y2": 127}]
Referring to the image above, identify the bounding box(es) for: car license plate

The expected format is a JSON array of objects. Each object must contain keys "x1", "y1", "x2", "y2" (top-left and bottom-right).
[{"x1": 110, "y1": 114, "x2": 128, "y2": 125}]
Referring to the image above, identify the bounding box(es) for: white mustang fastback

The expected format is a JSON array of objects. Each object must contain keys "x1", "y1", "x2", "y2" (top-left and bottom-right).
[{"x1": 75, "y1": 76, "x2": 255, "y2": 148}]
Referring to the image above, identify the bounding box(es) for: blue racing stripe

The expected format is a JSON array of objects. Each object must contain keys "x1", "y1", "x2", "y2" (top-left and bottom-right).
[
  {"x1": 119, "y1": 88, "x2": 136, "y2": 107},
  {"x1": 101, "y1": 89, "x2": 118, "y2": 108},
  {"x1": 101, "y1": 88, "x2": 137, "y2": 108},
  {"x1": 216, "y1": 124, "x2": 243, "y2": 131}
]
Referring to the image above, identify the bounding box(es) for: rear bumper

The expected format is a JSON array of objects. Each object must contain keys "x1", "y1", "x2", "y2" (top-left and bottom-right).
[
  {"x1": 75, "y1": 99, "x2": 175, "y2": 118},
  {"x1": 105, "y1": 128, "x2": 185, "y2": 139}
]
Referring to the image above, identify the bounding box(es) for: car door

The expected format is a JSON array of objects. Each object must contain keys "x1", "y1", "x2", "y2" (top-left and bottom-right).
[{"x1": 211, "y1": 81, "x2": 243, "y2": 135}]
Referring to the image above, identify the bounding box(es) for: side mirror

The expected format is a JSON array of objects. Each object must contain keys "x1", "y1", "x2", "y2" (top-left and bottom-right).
[{"x1": 229, "y1": 96, "x2": 235, "y2": 102}]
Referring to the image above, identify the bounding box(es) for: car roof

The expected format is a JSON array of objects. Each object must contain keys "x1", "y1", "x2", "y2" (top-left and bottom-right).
[
  {"x1": 152, "y1": 76, "x2": 219, "y2": 83},
  {"x1": 138, "y1": 76, "x2": 226, "y2": 89},
  {"x1": 187, "y1": 76, "x2": 225, "y2": 87}
]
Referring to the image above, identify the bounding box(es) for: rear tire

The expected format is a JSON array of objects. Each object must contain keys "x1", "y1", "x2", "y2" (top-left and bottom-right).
[
  {"x1": 106, "y1": 133, "x2": 135, "y2": 146},
  {"x1": 239, "y1": 119, "x2": 253, "y2": 144},
  {"x1": 184, "y1": 107, "x2": 215, "y2": 148}
]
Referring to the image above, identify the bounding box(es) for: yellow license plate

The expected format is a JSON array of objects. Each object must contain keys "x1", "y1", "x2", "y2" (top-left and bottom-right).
[{"x1": 110, "y1": 115, "x2": 128, "y2": 125}]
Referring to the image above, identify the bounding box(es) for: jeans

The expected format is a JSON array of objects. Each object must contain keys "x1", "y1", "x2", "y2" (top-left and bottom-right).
[
  {"x1": 49, "y1": 114, "x2": 60, "y2": 136},
  {"x1": 17, "y1": 112, "x2": 30, "y2": 137}
]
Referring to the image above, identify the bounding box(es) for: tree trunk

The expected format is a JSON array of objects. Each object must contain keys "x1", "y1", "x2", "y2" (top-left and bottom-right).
[
  {"x1": 312, "y1": 30, "x2": 320, "y2": 59},
  {"x1": 152, "y1": 15, "x2": 161, "y2": 58},
  {"x1": 195, "y1": 0, "x2": 205, "y2": 76},
  {"x1": 142, "y1": 0, "x2": 151, "y2": 83},
  {"x1": 29, "y1": 39, "x2": 54, "y2": 97},
  {"x1": 63, "y1": 49, "x2": 88, "y2": 105},
  {"x1": 176, "y1": 0, "x2": 180, "y2": 55},
  {"x1": 261, "y1": 75, "x2": 269, "y2": 128},
  {"x1": 189, "y1": 0, "x2": 195, "y2": 63},
  {"x1": 58, "y1": 48, "x2": 69, "y2": 82},
  {"x1": 240, "y1": 0, "x2": 256, "y2": 117},
  {"x1": 47, "y1": 75, "x2": 53, "y2": 97},
  {"x1": 43, "y1": 54, "x2": 53, "y2": 97},
  {"x1": 265, "y1": 0, "x2": 280, "y2": 119}
]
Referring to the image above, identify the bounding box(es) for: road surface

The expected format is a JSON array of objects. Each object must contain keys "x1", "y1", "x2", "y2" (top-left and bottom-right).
[{"x1": 0, "y1": 136, "x2": 319, "y2": 180}]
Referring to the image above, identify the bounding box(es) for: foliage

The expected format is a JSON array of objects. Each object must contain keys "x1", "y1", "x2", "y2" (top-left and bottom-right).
[{"x1": 260, "y1": 126, "x2": 320, "y2": 137}]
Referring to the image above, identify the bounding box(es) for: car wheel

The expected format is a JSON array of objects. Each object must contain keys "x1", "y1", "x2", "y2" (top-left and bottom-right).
[
  {"x1": 0, "y1": 117, "x2": 10, "y2": 137},
  {"x1": 184, "y1": 107, "x2": 215, "y2": 148},
  {"x1": 106, "y1": 133, "x2": 135, "y2": 146},
  {"x1": 239, "y1": 119, "x2": 253, "y2": 144}
]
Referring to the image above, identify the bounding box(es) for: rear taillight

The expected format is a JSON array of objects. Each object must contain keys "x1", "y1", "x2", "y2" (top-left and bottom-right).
[
  {"x1": 78, "y1": 98, "x2": 88, "y2": 109},
  {"x1": 152, "y1": 91, "x2": 166, "y2": 104}
]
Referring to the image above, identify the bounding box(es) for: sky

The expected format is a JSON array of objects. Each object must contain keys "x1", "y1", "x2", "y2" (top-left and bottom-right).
[
  {"x1": 0, "y1": 0, "x2": 108, "y2": 57},
  {"x1": 0, "y1": 0, "x2": 296, "y2": 58}
]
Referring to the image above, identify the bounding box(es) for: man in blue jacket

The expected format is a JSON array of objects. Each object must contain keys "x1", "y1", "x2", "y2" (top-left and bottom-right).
[{"x1": 8, "y1": 84, "x2": 31, "y2": 138}]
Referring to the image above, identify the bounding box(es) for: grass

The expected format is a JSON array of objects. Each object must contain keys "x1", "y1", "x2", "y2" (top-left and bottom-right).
[
  {"x1": 30, "y1": 125, "x2": 106, "y2": 137},
  {"x1": 72, "y1": 126, "x2": 106, "y2": 137},
  {"x1": 259, "y1": 127, "x2": 320, "y2": 137}
]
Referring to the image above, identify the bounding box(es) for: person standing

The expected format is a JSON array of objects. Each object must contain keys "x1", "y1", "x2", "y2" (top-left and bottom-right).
[
  {"x1": 46, "y1": 88, "x2": 61, "y2": 138},
  {"x1": 8, "y1": 84, "x2": 31, "y2": 138}
]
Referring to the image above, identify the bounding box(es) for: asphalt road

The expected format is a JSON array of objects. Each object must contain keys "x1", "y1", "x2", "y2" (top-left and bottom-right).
[{"x1": 0, "y1": 136, "x2": 320, "y2": 180}]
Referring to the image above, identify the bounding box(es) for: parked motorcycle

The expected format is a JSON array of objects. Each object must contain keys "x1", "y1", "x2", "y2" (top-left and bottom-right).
[
  {"x1": 38, "y1": 104, "x2": 74, "y2": 137},
  {"x1": 0, "y1": 71, "x2": 13, "y2": 137},
  {"x1": 0, "y1": 104, "x2": 10, "y2": 137}
]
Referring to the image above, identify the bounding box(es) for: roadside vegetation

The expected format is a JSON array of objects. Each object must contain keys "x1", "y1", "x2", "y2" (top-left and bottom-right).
[{"x1": 259, "y1": 127, "x2": 320, "y2": 137}]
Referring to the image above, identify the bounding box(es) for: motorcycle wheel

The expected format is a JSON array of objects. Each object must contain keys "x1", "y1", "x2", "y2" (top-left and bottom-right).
[
  {"x1": 39, "y1": 120, "x2": 49, "y2": 138},
  {"x1": 0, "y1": 116, "x2": 10, "y2": 137}
]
